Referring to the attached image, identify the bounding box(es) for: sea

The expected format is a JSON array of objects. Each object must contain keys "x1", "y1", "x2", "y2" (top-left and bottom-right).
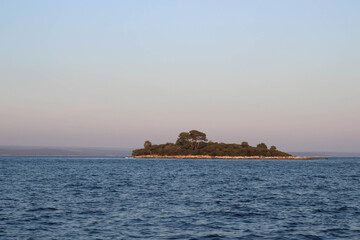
[{"x1": 0, "y1": 156, "x2": 359, "y2": 239}]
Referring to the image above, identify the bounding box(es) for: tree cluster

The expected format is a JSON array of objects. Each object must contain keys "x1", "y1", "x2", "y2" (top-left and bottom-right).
[{"x1": 132, "y1": 130, "x2": 291, "y2": 157}]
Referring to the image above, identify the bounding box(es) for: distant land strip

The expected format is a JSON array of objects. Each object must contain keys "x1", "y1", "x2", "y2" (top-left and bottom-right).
[{"x1": 131, "y1": 155, "x2": 312, "y2": 159}]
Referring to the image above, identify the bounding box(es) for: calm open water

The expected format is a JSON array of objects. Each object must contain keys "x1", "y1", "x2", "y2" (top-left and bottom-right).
[{"x1": 0, "y1": 157, "x2": 359, "y2": 240}]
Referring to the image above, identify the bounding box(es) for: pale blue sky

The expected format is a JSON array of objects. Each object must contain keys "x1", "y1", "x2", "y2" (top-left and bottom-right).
[{"x1": 1, "y1": 0, "x2": 359, "y2": 152}]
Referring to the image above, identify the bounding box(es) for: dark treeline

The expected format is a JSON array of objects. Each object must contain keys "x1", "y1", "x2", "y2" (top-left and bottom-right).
[{"x1": 132, "y1": 130, "x2": 291, "y2": 157}]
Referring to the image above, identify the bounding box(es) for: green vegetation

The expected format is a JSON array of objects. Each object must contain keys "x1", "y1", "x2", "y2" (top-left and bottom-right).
[{"x1": 132, "y1": 130, "x2": 291, "y2": 157}]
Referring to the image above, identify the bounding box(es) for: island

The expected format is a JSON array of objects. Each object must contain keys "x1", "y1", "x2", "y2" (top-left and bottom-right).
[{"x1": 132, "y1": 130, "x2": 310, "y2": 159}]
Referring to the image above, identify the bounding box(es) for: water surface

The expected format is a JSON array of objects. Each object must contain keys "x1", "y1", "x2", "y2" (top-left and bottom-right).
[{"x1": 1, "y1": 157, "x2": 359, "y2": 239}]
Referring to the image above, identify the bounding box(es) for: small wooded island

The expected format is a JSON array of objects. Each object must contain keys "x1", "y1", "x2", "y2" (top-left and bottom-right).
[{"x1": 132, "y1": 130, "x2": 308, "y2": 159}]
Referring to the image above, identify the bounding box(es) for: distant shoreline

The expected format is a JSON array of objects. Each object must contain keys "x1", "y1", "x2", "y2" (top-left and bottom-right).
[{"x1": 131, "y1": 155, "x2": 312, "y2": 159}]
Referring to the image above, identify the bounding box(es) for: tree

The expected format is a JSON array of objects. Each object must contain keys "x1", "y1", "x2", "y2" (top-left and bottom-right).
[
  {"x1": 257, "y1": 143, "x2": 268, "y2": 149},
  {"x1": 270, "y1": 146, "x2": 277, "y2": 151},
  {"x1": 176, "y1": 132, "x2": 191, "y2": 148},
  {"x1": 189, "y1": 130, "x2": 208, "y2": 150},
  {"x1": 144, "y1": 140, "x2": 152, "y2": 154},
  {"x1": 241, "y1": 141, "x2": 249, "y2": 147}
]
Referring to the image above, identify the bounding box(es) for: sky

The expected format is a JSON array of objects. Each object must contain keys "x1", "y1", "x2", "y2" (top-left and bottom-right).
[{"x1": 1, "y1": 0, "x2": 360, "y2": 152}]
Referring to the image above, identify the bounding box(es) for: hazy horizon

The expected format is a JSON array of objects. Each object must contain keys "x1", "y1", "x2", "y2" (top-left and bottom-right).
[{"x1": 1, "y1": 1, "x2": 359, "y2": 152}]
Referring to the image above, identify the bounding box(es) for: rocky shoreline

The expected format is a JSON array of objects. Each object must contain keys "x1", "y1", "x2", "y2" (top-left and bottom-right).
[{"x1": 131, "y1": 155, "x2": 312, "y2": 159}]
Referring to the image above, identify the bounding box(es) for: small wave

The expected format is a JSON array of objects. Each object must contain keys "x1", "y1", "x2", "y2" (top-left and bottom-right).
[
  {"x1": 27, "y1": 207, "x2": 58, "y2": 212},
  {"x1": 297, "y1": 233, "x2": 322, "y2": 240},
  {"x1": 78, "y1": 210, "x2": 105, "y2": 215},
  {"x1": 198, "y1": 234, "x2": 224, "y2": 239}
]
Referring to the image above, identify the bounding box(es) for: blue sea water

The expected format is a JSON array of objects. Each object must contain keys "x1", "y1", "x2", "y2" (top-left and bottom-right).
[{"x1": 0, "y1": 157, "x2": 359, "y2": 240}]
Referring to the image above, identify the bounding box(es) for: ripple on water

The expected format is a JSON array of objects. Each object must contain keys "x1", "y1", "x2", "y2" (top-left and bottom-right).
[{"x1": 0, "y1": 156, "x2": 360, "y2": 239}]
